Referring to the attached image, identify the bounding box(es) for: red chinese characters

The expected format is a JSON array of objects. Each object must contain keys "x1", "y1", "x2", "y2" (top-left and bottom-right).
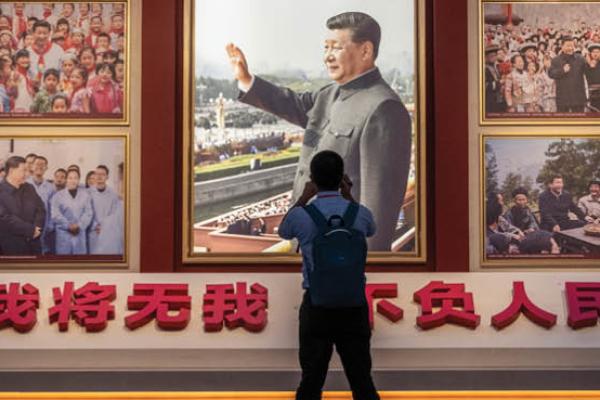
[
  {"x1": 365, "y1": 283, "x2": 403, "y2": 329},
  {"x1": 202, "y1": 282, "x2": 268, "y2": 332},
  {"x1": 0, "y1": 282, "x2": 40, "y2": 333},
  {"x1": 125, "y1": 283, "x2": 191, "y2": 330},
  {"x1": 565, "y1": 282, "x2": 600, "y2": 330},
  {"x1": 48, "y1": 282, "x2": 116, "y2": 332},
  {"x1": 414, "y1": 281, "x2": 480, "y2": 330},
  {"x1": 491, "y1": 281, "x2": 557, "y2": 329}
]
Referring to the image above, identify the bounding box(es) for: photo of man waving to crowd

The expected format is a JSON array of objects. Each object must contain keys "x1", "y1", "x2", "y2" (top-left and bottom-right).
[{"x1": 482, "y1": 1, "x2": 600, "y2": 121}]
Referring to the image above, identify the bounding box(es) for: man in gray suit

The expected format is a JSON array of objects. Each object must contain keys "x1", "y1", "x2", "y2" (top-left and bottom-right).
[{"x1": 226, "y1": 12, "x2": 412, "y2": 251}]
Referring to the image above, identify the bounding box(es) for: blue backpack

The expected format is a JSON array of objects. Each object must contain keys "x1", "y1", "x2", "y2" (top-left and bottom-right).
[{"x1": 303, "y1": 202, "x2": 367, "y2": 308}]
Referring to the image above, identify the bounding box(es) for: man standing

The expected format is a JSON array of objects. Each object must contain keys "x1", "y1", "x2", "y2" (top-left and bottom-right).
[
  {"x1": 27, "y1": 20, "x2": 65, "y2": 83},
  {"x1": 278, "y1": 150, "x2": 379, "y2": 400},
  {"x1": 548, "y1": 36, "x2": 587, "y2": 113},
  {"x1": 226, "y1": 12, "x2": 411, "y2": 251},
  {"x1": 53, "y1": 168, "x2": 67, "y2": 191},
  {"x1": 27, "y1": 155, "x2": 55, "y2": 254},
  {"x1": 88, "y1": 165, "x2": 123, "y2": 254},
  {"x1": 0, "y1": 156, "x2": 46, "y2": 255},
  {"x1": 484, "y1": 45, "x2": 506, "y2": 113},
  {"x1": 539, "y1": 175, "x2": 586, "y2": 232},
  {"x1": 585, "y1": 43, "x2": 600, "y2": 112},
  {"x1": 578, "y1": 179, "x2": 600, "y2": 223}
]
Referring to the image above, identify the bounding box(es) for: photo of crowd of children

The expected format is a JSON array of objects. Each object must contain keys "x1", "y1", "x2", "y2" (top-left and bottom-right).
[
  {"x1": 484, "y1": 136, "x2": 600, "y2": 260},
  {"x1": 0, "y1": 2, "x2": 126, "y2": 121},
  {"x1": 0, "y1": 137, "x2": 125, "y2": 261},
  {"x1": 483, "y1": 2, "x2": 600, "y2": 121}
]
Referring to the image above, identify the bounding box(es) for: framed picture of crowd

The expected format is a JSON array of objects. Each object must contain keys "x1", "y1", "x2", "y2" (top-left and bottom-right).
[
  {"x1": 181, "y1": 0, "x2": 428, "y2": 263},
  {"x1": 0, "y1": 134, "x2": 128, "y2": 266},
  {"x1": 481, "y1": 134, "x2": 600, "y2": 267},
  {"x1": 0, "y1": 1, "x2": 129, "y2": 125},
  {"x1": 480, "y1": 0, "x2": 600, "y2": 125}
]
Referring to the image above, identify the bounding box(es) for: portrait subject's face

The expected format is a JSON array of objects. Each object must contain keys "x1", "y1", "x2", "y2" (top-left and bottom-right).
[
  {"x1": 66, "y1": 171, "x2": 80, "y2": 190},
  {"x1": 11, "y1": 163, "x2": 27, "y2": 186},
  {"x1": 323, "y1": 28, "x2": 367, "y2": 84}
]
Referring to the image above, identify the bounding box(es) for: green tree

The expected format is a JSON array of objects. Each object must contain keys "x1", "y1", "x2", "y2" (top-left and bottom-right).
[
  {"x1": 485, "y1": 142, "x2": 500, "y2": 195},
  {"x1": 536, "y1": 139, "x2": 600, "y2": 198}
]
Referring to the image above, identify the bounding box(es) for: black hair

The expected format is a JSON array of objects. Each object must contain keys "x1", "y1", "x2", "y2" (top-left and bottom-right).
[
  {"x1": 14, "y1": 49, "x2": 29, "y2": 60},
  {"x1": 96, "y1": 164, "x2": 109, "y2": 176},
  {"x1": 32, "y1": 20, "x2": 52, "y2": 33},
  {"x1": 25, "y1": 153, "x2": 37, "y2": 160},
  {"x1": 326, "y1": 12, "x2": 381, "y2": 59},
  {"x1": 79, "y1": 46, "x2": 96, "y2": 60},
  {"x1": 4, "y1": 156, "x2": 26, "y2": 175},
  {"x1": 511, "y1": 186, "x2": 529, "y2": 199},
  {"x1": 51, "y1": 94, "x2": 69, "y2": 108},
  {"x1": 511, "y1": 54, "x2": 524, "y2": 65},
  {"x1": 34, "y1": 155, "x2": 48, "y2": 165},
  {"x1": 97, "y1": 32, "x2": 110, "y2": 42},
  {"x1": 43, "y1": 68, "x2": 60, "y2": 81},
  {"x1": 95, "y1": 62, "x2": 115, "y2": 78},
  {"x1": 85, "y1": 170, "x2": 95, "y2": 187},
  {"x1": 589, "y1": 179, "x2": 600, "y2": 189},
  {"x1": 54, "y1": 168, "x2": 67, "y2": 175},
  {"x1": 486, "y1": 193, "x2": 504, "y2": 226},
  {"x1": 67, "y1": 168, "x2": 81, "y2": 178},
  {"x1": 56, "y1": 18, "x2": 70, "y2": 29},
  {"x1": 549, "y1": 174, "x2": 563, "y2": 184},
  {"x1": 310, "y1": 150, "x2": 344, "y2": 191}
]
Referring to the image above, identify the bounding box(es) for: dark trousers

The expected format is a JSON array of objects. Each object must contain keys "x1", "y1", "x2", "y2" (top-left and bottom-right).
[
  {"x1": 557, "y1": 104, "x2": 585, "y2": 113},
  {"x1": 296, "y1": 291, "x2": 379, "y2": 400}
]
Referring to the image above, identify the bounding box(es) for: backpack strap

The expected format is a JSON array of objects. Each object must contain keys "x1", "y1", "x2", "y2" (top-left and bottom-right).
[
  {"x1": 303, "y1": 204, "x2": 328, "y2": 230},
  {"x1": 342, "y1": 202, "x2": 360, "y2": 228}
]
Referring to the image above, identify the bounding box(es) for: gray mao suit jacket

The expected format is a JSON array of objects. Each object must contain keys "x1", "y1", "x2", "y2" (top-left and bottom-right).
[{"x1": 238, "y1": 68, "x2": 412, "y2": 251}]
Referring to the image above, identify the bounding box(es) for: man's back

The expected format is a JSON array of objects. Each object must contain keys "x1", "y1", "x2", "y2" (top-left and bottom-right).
[{"x1": 278, "y1": 191, "x2": 376, "y2": 289}]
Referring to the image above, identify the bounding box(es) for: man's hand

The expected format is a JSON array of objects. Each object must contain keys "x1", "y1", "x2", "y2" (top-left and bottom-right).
[
  {"x1": 585, "y1": 215, "x2": 595, "y2": 223},
  {"x1": 33, "y1": 227, "x2": 42, "y2": 239},
  {"x1": 226, "y1": 43, "x2": 252, "y2": 88},
  {"x1": 552, "y1": 224, "x2": 561, "y2": 233},
  {"x1": 563, "y1": 63, "x2": 571, "y2": 73},
  {"x1": 298, "y1": 181, "x2": 318, "y2": 205},
  {"x1": 68, "y1": 224, "x2": 80, "y2": 235},
  {"x1": 95, "y1": 224, "x2": 102, "y2": 234},
  {"x1": 340, "y1": 174, "x2": 355, "y2": 202}
]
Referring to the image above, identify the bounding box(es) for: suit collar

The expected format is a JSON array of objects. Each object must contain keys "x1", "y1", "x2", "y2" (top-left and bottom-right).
[{"x1": 337, "y1": 67, "x2": 382, "y2": 101}]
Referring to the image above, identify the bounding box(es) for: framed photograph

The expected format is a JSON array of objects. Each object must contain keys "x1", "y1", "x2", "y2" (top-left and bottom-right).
[
  {"x1": 0, "y1": 134, "x2": 128, "y2": 266},
  {"x1": 181, "y1": 0, "x2": 427, "y2": 263},
  {"x1": 0, "y1": 1, "x2": 129, "y2": 125},
  {"x1": 480, "y1": 0, "x2": 600, "y2": 125},
  {"x1": 480, "y1": 134, "x2": 600, "y2": 267}
]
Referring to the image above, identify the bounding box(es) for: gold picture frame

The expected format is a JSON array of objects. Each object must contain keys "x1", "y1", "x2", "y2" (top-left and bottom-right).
[
  {"x1": 479, "y1": 0, "x2": 600, "y2": 126},
  {"x1": 479, "y1": 133, "x2": 600, "y2": 267},
  {"x1": 181, "y1": 0, "x2": 428, "y2": 264},
  {"x1": 0, "y1": 133, "x2": 130, "y2": 268},
  {"x1": 0, "y1": 1, "x2": 130, "y2": 126}
]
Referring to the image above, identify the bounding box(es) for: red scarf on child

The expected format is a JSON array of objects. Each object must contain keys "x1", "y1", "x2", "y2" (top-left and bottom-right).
[
  {"x1": 31, "y1": 40, "x2": 53, "y2": 80},
  {"x1": 16, "y1": 65, "x2": 34, "y2": 95},
  {"x1": 43, "y1": 9, "x2": 52, "y2": 20}
]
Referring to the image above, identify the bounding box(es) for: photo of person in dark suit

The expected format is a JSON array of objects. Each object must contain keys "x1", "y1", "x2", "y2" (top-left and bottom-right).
[
  {"x1": 225, "y1": 12, "x2": 412, "y2": 251},
  {"x1": 0, "y1": 155, "x2": 46, "y2": 256}
]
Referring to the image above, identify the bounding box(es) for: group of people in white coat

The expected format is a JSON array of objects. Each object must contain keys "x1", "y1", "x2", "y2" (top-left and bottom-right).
[{"x1": 0, "y1": 152, "x2": 124, "y2": 256}]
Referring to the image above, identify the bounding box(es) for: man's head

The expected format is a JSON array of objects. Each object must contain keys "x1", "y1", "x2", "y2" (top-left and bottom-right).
[
  {"x1": 54, "y1": 168, "x2": 67, "y2": 190},
  {"x1": 25, "y1": 153, "x2": 37, "y2": 175},
  {"x1": 486, "y1": 193, "x2": 503, "y2": 227},
  {"x1": 95, "y1": 164, "x2": 109, "y2": 189},
  {"x1": 90, "y1": 16, "x2": 103, "y2": 34},
  {"x1": 66, "y1": 169, "x2": 80, "y2": 190},
  {"x1": 511, "y1": 186, "x2": 529, "y2": 208},
  {"x1": 549, "y1": 175, "x2": 564, "y2": 193},
  {"x1": 4, "y1": 156, "x2": 27, "y2": 187},
  {"x1": 32, "y1": 20, "x2": 52, "y2": 47},
  {"x1": 485, "y1": 46, "x2": 498, "y2": 64},
  {"x1": 324, "y1": 12, "x2": 380, "y2": 84},
  {"x1": 310, "y1": 150, "x2": 344, "y2": 191},
  {"x1": 32, "y1": 156, "x2": 48, "y2": 178},
  {"x1": 589, "y1": 179, "x2": 600, "y2": 197},
  {"x1": 561, "y1": 37, "x2": 575, "y2": 55}
]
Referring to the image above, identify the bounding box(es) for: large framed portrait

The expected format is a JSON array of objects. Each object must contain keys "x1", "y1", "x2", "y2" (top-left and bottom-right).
[
  {"x1": 480, "y1": 0, "x2": 600, "y2": 125},
  {"x1": 0, "y1": 1, "x2": 129, "y2": 125},
  {"x1": 481, "y1": 134, "x2": 600, "y2": 267},
  {"x1": 182, "y1": 0, "x2": 427, "y2": 263},
  {"x1": 0, "y1": 134, "x2": 128, "y2": 266}
]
